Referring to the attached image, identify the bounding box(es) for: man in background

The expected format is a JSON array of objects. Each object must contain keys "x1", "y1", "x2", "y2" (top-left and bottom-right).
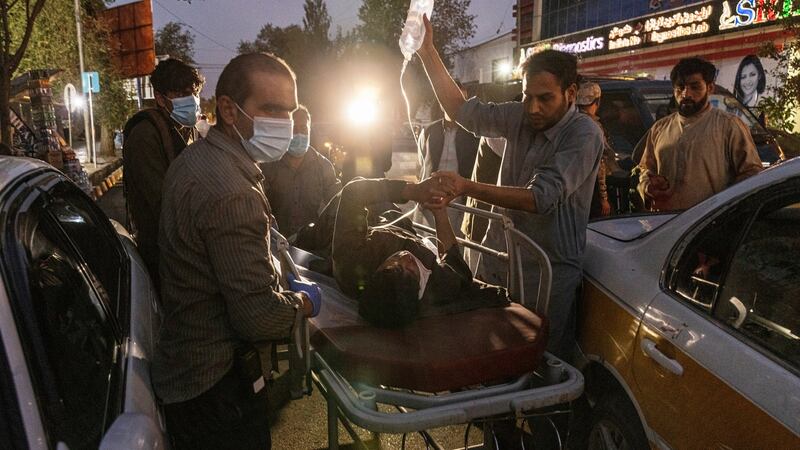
[
  {"x1": 261, "y1": 105, "x2": 341, "y2": 237},
  {"x1": 576, "y1": 81, "x2": 618, "y2": 218},
  {"x1": 123, "y1": 58, "x2": 204, "y2": 288},
  {"x1": 415, "y1": 81, "x2": 480, "y2": 233},
  {"x1": 638, "y1": 57, "x2": 762, "y2": 211}
]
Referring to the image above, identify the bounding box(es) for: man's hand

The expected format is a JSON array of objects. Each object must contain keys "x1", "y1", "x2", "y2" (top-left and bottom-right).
[
  {"x1": 432, "y1": 171, "x2": 468, "y2": 198},
  {"x1": 644, "y1": 174, "x2": 673, "y2": 210},
  {"x1": 287, "y1": 273, "x2": 321, "y2": 317},
  {"x1": 600, "y1": 199, "x2": 612, "y2": 217},
  {"x1": 403, "y1": 177, "x2": 448, "y2": 206},
  {"x1": 418, "y1": 14, "x2": 435, "y2": 57}
]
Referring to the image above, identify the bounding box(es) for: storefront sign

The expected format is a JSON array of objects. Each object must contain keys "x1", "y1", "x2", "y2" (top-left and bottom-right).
[
  {"x1": 719, "y1": 0, "x2": 799, "y2": 30},
  {"x1": 644, "y1": 5, "x2": 713, "y2": 43},
  {"x1": 521, "y1": 0, "x2": 791, "y2": 60}
]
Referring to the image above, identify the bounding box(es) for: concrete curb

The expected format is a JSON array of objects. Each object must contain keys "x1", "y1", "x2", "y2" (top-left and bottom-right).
[{"x1": 90, "y1": 159, "x2": 124, "y2": 200}]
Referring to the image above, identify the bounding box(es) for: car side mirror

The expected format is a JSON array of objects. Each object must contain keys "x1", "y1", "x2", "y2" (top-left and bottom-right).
[{"x1": 99, "y1": 413, "x2": 166, "y2": 450}]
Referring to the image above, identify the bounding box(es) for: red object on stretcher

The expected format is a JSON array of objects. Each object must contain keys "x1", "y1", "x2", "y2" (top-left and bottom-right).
[{"x1": 310, "y1": 300, "x2": 549, "y2": 393}]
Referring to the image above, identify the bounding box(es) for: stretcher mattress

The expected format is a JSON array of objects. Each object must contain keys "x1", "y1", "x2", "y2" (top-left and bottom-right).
[{"x1": 292, "y1": 249, "x2": 549, "y2": 393}]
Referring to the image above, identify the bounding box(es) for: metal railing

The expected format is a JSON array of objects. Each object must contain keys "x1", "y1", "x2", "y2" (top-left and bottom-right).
[{"x1": 413, "y1": 202, "x2": 553, "y2": 318}]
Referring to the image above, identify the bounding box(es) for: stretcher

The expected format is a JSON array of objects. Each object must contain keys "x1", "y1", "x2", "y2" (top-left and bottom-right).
[{"x1": 275, "y1": 203, "x2": 584, "y2": 449}]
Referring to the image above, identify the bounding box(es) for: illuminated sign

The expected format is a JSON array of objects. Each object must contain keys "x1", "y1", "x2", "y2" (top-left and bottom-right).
[
  {"x1": 609, "y1": 24, "x2": 643, "y2": 50},
  {"x1": 520, "y1": 0, "x2": 789, "y2": 60},
  {"x1": 719, "y1": 0, "x2": 799, "y2": 30},
  {"x1": 552, "y1": 36, "x2": 605, "y2": 54}
]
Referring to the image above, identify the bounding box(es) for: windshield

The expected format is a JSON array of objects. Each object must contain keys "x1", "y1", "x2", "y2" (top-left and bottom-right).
[{"x1": 640, "y1": 88, "x2": 768, "y2": 136}]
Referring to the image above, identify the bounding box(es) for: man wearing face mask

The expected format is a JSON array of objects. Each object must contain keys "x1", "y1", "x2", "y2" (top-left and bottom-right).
[
  {"x1": 122, "y1": 58, "x2": 204, "y2": 288},
  {"x1": 153, "y1": 53, "x2": 321, "y2": 449},
  {"x1": 260, "y1": 105, "x2": 341, "y2": 236},
  {"x1": 638, "y1": 57, "x2": 762, "y2": 211}
]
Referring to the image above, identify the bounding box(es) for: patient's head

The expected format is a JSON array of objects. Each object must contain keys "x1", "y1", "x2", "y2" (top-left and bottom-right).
[{"x1": 359, "y1": 251, "x2": 420, "y2": 328}]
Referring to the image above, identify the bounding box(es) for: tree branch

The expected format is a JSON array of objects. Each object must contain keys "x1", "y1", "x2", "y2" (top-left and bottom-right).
[{"x1": 9, "y1": 0, "x2": 46, "y2": 72}]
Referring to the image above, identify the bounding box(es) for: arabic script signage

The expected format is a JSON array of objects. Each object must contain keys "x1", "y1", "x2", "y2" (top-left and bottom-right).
[{"x1": 522, "y1": 0, "x2": 791, "y2": 61}]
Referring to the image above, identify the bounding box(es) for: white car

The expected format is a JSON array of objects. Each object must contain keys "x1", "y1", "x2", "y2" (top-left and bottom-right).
[
  {"x1": 0, "y1": 157, "x2": 167, "y2": 449},
  {"x1": 578, "y1": 157, "x2": 800, "y2": 448}
]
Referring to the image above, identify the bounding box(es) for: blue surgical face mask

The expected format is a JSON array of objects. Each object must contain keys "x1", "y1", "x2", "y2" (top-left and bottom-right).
[
  {"x1": 170, "y1": 95, "x2": 200, "y2": 127},
  {"x1": 287, "y1": 134, "x2": 310, "y2": 157},
  {"x1": 233, "y1": 103, "x2": 293, "y2": 163}
]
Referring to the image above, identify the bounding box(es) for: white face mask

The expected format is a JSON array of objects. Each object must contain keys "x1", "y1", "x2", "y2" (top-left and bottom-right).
[
  {"x1": 410, "y1": 254, "x2": 432, "y2": 300},
  {"x1": 233, "y1": 103, "x2": 293, "y2": 163}
]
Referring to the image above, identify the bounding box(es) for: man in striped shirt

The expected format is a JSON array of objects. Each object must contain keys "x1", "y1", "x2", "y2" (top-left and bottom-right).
[{"x1": 152, "y1": 53, "x2": 319, "y2": 450}]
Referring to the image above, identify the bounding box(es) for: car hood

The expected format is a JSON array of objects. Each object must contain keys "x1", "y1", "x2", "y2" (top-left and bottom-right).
[{"x1": 588, "y1": 213, "x2": 676, "y2": 242}]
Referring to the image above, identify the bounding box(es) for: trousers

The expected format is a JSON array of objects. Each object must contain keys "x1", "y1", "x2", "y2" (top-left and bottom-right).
[{"x1": 164, "y1": 366, "x2": 271, "y2": 450}]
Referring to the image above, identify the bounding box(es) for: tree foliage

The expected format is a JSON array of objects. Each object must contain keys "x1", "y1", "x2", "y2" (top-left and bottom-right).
[
  {"x1": 155, "y1": 21, "x2": 196, "y2": 64},
  {"x1": 238, "y1": 24, "x2": 306, "y2": 64},
  {"x1": 357, "y1": 0, "x2": 475, "y2": 67},
  {"x1": 0, "y1": 0, "x2": 48, "y2": 150},
  {"x1": 303, "y1": 0, "x2": 331, "y2": 55},
  {"x1": 15, "y1": 0, "x2": 136, "y2": 152},
  {"x1": 238, "y1": 0, "x2": 335, "y2": 119},
  {"x1": 749, "y1": 2, "x2": 800, "y2": 135}
]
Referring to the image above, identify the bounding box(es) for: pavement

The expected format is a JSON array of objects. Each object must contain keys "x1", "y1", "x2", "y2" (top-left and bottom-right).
[{"x1": 72, "y1": 139, "x2": 123, "y2": 199}]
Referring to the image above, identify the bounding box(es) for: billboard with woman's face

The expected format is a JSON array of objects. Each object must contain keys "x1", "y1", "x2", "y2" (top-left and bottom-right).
[{"x1": 650, "y1": 54, "x2": 778, "y2": 111}]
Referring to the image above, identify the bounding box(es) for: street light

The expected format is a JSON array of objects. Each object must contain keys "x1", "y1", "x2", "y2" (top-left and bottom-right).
[
  {"x1": 497, "y1": 61, "x2": 513, "y2": 77},
  {"x1": 346, "y1": 87, "x2": 379, "y2": 126}
]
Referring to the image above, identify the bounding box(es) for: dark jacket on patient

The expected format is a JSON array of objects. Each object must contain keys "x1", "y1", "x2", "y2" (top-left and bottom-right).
[{"x1": 331, "y1": 178, "x2": 510, "y2": 323}]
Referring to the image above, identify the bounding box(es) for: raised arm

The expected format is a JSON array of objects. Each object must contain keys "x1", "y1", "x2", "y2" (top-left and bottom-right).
[
  {"x1": 416, "y1": 15, "x2": 465, "y2": 122},
  {"x1": 430, "y1": 207, "x2": 457, "y2": 255}
]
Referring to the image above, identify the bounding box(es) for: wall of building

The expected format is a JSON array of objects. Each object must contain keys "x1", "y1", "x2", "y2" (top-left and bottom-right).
[{"x1": 452, "y1": 33, "x2": 515, "y2": 85}]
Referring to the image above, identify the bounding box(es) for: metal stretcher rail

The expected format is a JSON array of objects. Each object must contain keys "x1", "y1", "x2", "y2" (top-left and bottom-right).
[
  {"x1": 313, "y1": 352, "x2": 584, "y2": 436},
  {"x1": 415, "y1": 202, "x2": 552, "y2": 316}
]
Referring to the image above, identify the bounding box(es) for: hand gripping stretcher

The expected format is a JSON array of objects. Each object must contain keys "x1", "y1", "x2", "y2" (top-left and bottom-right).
[{"x1": 275, "y1": 203, "x2": 585, "y2": 449}]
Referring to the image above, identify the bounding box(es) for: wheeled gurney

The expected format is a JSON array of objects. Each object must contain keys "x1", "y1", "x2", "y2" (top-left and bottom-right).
[{"x1": 277, "y1": 203, "x2": 584, "y2": 449}]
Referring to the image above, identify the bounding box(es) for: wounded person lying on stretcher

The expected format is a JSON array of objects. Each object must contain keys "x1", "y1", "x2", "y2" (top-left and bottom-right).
[{"x1": 291, "y1": 177, "x2": 512, "y2": 328}]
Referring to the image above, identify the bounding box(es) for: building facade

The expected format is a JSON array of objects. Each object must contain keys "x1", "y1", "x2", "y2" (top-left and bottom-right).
[
  {"x1": 451, "y1": 31, "x2": 519, "y2": 101},
  {"x1": 514, "y1": 0, "x2": 794, "y2": 111}
]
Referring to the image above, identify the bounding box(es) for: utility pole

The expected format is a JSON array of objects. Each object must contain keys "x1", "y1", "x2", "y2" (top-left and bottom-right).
[{"x1": 74, "y1": 0, "x2": 93, "y2": 164}]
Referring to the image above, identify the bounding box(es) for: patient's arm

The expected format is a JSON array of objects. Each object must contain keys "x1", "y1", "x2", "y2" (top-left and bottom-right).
[{"x1": 431, "y1": 207, "x2": 457, "y2": 256}]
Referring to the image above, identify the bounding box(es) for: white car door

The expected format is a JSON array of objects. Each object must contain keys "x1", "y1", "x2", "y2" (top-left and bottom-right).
[{"x1": 632, "y1": 182, "x2": 800, "y2": 448}]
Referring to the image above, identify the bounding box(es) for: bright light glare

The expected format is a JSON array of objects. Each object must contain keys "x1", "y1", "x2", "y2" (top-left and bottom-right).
[
  {"x1": 346, "y1": 87, "x2": 379, "y2": 125},
  {"x1": 497, "y1": 61, "x2": 512, "y2": 76},
  {"x1": 70, "y1": 95, "x2": 85, "y2": 112}
]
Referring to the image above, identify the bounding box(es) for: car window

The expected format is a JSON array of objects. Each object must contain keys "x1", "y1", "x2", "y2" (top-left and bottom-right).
[
  {"x1": 597, "y1": 91, "x2": 646, "y2": 158},
  {"x1": 714, "y1": 198, "x2": 800, "y2": 371},
  {"x1": 669, "y1": 207, "x2": 751, "y2": 311},
  {"x1": 45, "y1": 181, "x2": 127, "y2": 321},
  {"x1": 15, "y1": 203, "x2": 121, "y2": 449}
]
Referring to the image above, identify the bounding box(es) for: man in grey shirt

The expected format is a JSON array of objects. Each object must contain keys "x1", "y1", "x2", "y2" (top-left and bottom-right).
[
  {"x1": 417, "y1": 16, "x2": 603, "y2": 359},
  {"x1": 153, "y1": 53, "x2": 320, "y2": 449}
]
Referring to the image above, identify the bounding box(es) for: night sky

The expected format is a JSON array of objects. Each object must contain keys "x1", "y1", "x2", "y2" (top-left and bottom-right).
[{"x1": 124, "y1": 0, "x2": 515, "y2": 96}]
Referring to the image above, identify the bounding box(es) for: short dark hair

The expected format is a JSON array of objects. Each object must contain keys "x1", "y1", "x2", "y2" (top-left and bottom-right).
[
  {"x1": 734, "y1": 54, "x2": 766, "y2": 98},
  {"x1": 670, "y1": 57, "x2": 717, "y2": 86},
  {"x1": 358, "y1": 266, "x2": 419, "y2": 328},
  {"x1": 520, "y1": 50, "x2": 578, "y2": 90},
  {"x1": 216, "y1": 52, "x2": 296, "y2": 107},
  {"x1": 150, "y1": 58, "x2": 204, "y2": 95}
]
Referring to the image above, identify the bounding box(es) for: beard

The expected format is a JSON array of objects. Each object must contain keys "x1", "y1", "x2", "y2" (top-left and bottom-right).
[{"x1": 678, "y1": 94, "x2": 709, "y2": 117}]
